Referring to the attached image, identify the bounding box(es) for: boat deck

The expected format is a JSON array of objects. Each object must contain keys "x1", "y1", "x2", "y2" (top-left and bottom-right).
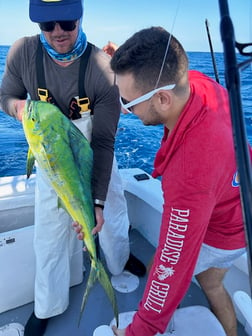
[{"x1": 0, "y1": 228, "x2": 247, "y2": 336}]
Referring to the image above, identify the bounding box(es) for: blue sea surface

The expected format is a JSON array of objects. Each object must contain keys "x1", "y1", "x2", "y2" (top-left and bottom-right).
[{"x1": 0, "y1": 46, "x2": 251, "y2": 177}]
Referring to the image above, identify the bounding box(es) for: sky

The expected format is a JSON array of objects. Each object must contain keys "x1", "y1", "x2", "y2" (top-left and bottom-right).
[{"x1": 0, "y1": 0, "x2": 251, "y2": 52}]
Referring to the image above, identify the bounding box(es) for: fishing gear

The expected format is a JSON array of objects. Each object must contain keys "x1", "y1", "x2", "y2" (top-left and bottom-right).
[
  {"x1": 218, "y1": 0, "x2": 252, "y2": 294},
  {"x1": 235, "y1": 42, "x2": 252, "y2": 71},
  {"x1": 205, "y1": 19, "x2": 220, "y2": 83}
]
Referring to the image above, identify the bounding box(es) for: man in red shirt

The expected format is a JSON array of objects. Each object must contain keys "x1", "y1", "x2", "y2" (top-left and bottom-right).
[{"x1": 109, "y1": 26, "x2": 246, "y2": 336}]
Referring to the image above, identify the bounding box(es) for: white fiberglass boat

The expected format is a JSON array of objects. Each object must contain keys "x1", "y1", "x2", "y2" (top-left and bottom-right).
[{"x1": 0, "y1": 168, "x2": 251, "y2": 336}]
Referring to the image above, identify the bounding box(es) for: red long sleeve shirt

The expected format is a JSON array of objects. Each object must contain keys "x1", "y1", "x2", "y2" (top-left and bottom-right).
[{"x1": 126, "y1": 70, "x2": 246, "y2": 336}]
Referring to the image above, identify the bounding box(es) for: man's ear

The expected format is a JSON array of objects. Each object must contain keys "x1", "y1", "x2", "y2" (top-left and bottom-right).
[{"x1": 157, "y1": 90, "x2": 172, "y2": 110}]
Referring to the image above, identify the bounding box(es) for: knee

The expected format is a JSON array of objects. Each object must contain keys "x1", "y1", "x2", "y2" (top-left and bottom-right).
[
  {"x1": 200, "y1": 281, "x2": 225, "y2": 298},
  {"x1": 195, "y1": 267, "x2": 228, "y2": 296},
  {"x1": 196, "y1": 274, "x2": 225, "y2": 297}
]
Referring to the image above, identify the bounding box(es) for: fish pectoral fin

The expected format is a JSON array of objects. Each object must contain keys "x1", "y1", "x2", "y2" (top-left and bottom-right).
[
  {"x1": 57, "y1": 198, "x2": 69, "y2": 214},
  {"x1": 26, "y1": 148, "x2": 35, "y2": 178}
]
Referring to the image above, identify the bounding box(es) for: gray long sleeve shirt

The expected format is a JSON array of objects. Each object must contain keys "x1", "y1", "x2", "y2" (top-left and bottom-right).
[{"x1": 0, "y1": 35, "x2": 121, "y2": 200}]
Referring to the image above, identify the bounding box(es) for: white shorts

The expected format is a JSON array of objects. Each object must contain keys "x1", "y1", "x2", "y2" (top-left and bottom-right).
[{"x1": 193, "y1": 243, "x2": 246, "y2": 275}]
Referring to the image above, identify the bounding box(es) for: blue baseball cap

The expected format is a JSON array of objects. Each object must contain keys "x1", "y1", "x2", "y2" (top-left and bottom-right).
[{"x1": 29, "y1": 0, "x2": 83, "y2": 23}]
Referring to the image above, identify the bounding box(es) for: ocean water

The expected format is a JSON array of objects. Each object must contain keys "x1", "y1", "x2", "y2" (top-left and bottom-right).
[{"x1": 0, "y1": 46, "x2": 251, "y2": 177}]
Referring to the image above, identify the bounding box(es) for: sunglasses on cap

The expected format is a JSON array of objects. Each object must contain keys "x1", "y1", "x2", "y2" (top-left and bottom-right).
[
  {"x1": 39, "y1": 20, "x2": 77, "y2": 32},
  {"x1": 119, "y1": 84, "x2": 176, "y2": 114}
]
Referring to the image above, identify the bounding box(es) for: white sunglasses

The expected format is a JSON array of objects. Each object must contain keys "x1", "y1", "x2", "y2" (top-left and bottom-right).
[{"x1": 119, "y1": 83, "x2": 176, "y2": 114}]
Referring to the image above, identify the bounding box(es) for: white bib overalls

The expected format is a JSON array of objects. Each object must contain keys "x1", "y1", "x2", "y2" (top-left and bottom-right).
[{"x1": 34, "y1": 113, "x2": 130, "y2": 318}]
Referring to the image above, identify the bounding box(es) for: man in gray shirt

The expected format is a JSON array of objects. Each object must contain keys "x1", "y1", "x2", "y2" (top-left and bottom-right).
[{"x1": 0, "y1": 0, "x2": 146, "y2": 335}]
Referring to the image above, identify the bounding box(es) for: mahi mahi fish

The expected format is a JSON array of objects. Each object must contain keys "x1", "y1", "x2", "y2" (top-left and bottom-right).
[{"x1": 22, "y1": 100, "x2": 118, "y2": 326}]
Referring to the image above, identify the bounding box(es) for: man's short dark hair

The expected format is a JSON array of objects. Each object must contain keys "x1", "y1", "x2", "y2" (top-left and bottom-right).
[{"x1": 111, "y1": 26, "x2": 188, "y2": 92}]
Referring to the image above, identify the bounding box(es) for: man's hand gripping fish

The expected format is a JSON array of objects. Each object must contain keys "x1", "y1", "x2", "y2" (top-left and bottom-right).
[{"x1": 22, "y1": 100, "x2": 119, "y2": 326}]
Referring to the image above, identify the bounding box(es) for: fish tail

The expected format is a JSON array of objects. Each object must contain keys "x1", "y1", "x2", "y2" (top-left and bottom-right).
[
  {"x1": 78, "y1": 259, "x2": 119, "y2": 327},
  {"x1": 97, "y1": 259, "x2": 119, "y2": 327}
]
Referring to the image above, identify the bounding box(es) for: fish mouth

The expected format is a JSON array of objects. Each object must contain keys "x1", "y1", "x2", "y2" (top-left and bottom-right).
[
  {"x1": 24, "y1": 100, "x2": 37, "y2": 123},
  {"x1": 26, "y1": 99, "x2": 32, "y2": 108},
  {"x1": 26, "y1": 100, "x2": 33, "y2": 118}
]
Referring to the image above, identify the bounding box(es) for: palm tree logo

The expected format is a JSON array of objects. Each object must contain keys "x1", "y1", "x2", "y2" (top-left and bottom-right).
[{"x1": 155, "y1": 264, "x2": 175, "y2": 281}]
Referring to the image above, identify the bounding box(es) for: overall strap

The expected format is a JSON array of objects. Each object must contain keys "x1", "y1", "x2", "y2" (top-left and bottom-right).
[
  {"x1": 36, "y1": 39, "x2": 93, "y2": 119},
  {"x1": 36, "y1": 40, "x2": 60, "y2": 107},
  {"x1": 79, "y1": 42, "x2": 92, "y2": 98},
  {"x1": 71, "y1": 42, "x2": 93, "y2": 117}
]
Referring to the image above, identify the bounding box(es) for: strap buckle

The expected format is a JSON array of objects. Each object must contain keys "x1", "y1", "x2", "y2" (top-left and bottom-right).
[
  {"x1": 38, "y1": 88, "x2": 49, "y2": 102},
  {"x1": 76, "y1": 97, "x2": 90, "y2": 112}
]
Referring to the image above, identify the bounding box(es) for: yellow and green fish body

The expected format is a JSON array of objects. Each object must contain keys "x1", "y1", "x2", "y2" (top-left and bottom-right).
[{"x1": 22, "y1": 100, "x2": 118, "y2": 326}]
